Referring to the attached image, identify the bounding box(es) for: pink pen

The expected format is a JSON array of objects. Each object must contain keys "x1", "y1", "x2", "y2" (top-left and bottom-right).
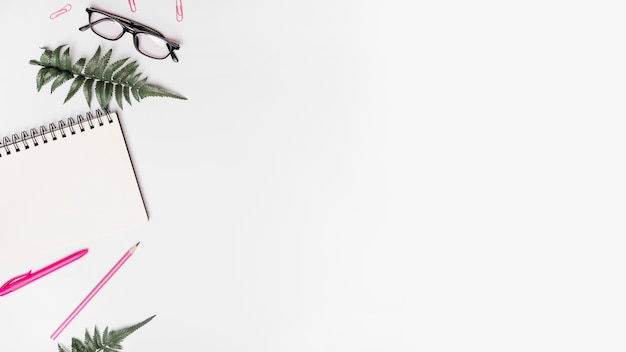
[
  {"x1": 176, "y1": 0, "x2": 183, "y2": 22},
  {"x1": 0, "y1": 248, "x2": 88, "y2": 296},
  {"x1": 51, "y1": 242, "x2": 140, "y2": 340}
]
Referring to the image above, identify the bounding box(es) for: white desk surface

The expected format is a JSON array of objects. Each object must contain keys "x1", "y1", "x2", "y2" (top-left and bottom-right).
[{"x1": 1, "y1": 1, "x2": 626, "y2": 351}]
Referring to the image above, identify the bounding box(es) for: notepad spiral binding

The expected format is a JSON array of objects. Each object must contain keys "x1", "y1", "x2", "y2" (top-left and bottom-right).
[{"x1": 0, "y1": 108, "x2": 112, "y2": 158}]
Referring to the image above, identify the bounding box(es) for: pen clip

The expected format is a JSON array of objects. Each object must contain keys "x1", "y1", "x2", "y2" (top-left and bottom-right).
[{"x1": 0, "y1": 271, "x2": 33, "y2": 289}]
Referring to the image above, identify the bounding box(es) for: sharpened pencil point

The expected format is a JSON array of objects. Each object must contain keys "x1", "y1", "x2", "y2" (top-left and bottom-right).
[{"x1": 128, "y1": 242, "x2": 140, "y2": 254}]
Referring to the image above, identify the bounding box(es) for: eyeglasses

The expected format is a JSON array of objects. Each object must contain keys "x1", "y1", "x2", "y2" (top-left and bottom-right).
[{"x1": 79, "y1": 7, "x2": 180, "y2": 62}]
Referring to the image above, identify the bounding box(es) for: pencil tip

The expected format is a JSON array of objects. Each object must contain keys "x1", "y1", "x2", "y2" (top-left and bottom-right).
[{"x1": 136, "y1": 241, "x2": 140, "y2": 247}]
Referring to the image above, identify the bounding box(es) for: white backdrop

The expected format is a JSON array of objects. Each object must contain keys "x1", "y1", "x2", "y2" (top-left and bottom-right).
[{"x1": 1, "y1": 0, "x2": 626, "y2": 351}]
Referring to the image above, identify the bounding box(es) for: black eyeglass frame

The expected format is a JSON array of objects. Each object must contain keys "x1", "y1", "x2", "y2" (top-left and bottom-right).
[{"x1": 79, "y1": 7, "x2": 180, "y2": 62}]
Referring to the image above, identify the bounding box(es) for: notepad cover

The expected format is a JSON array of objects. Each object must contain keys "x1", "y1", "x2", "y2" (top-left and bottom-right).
[{"x1": 0, "y1": 112, "x2": 147, "y2": 266}]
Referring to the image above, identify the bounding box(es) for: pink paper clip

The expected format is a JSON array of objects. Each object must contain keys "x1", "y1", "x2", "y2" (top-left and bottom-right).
[
  {"x1": 49, "y1": 4, "x2": 72, "y2": 20},
  {"x1": 176, "y1": 0, "x2": 184, "y2": 22},
  {"x1": 128, "y1": 0, "x2": 137, "y2": 12}
]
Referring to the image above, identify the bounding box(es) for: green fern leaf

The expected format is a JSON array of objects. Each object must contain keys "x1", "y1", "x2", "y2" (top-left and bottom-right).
[
  {"x1": 94, "y1": 49, "x2": 112, "y2": 78},
  {"x1": 121, "y1": 67, "x2": 142, "y2": 85},
  {"x1": 115, "y1": 84, "x2": 124, "y2": 109},
  {"x1": 84, "y1": 330, "x2": 95, "y2": 351},
  {"x1": 107, "y1": 315, "x2": 156, "y2": 344},
  {"x1": 131, "y1": 87, "x2": 141, "y2": 102},
  {"x1": 50, "y1": 72, "x2": 74, "y2": 94},
  {"x1": 84, "y1": 46, "x2": 102, "y2": 76},
  {"x1": 132, "y1": 77, "x2": 148, "y2": 102},
  {"x1": 102, "y1": 327, "x2": 112, "y2": 352},
  {"x1": 127, "y1": 72, "x2": 142, "y2": 86},
  {"x1": 71, "y1": 337, "x2": 86, "y2": 352},
  {"x1": 123, "y1": 86, "x2": 132, "y2": 106},
  {"x1": 60, "y1": 47, "x2": 72, "y2": 71},
  {"x1": 135, "y1": 76, "x2": 148, "y2": 88},
  {"x1": 39, "y1": 48, "x2": 53, "y2": 66},
  {"x1": 113, "y1": 60, "x2": 138, "y2": 83},
  {"x1": 104, "y1": 82, "x2": 114, "y2": 107},
  {"x1": 72, "y1": 58, "x2": 86, "y2": 74},
  {"x1": 36, "y1": 67, "x2": 59, "y2": 91},
  {"x1": 138, "y1": 83, "x2": 187, "y2": 100},
  {"x1": 50, "y1": 45, "x2": 65, "y2": 68},
  {"x1": 31, "y1": 45, "x2": 187, "y2": 109},
  {"x1": 83, "y1": 78, "x2": 95, "y2": 107},
  {"x1": 93, "y1": 326, "x2": 101, "y2": 348},
  {"x1": 65, "y1": 76, "x2": 86, "y2": 103},
  {"x1": 95, "y1": 80, "x2": 106, "y2": 108},
  {"x1": 103, "y1": 58, "x2": 129, "y2": 80}
]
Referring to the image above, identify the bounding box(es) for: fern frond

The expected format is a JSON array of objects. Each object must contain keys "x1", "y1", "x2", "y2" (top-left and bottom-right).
[
  {"x1": 84, "y1": 46, "x2": 102, "y2": 77},
  {"x1": 115, "y1": 84, "x2": 124, "y2": 109},
  {"x1": 50, "y1": 45, "x2": 65, "y2": 68},
  {"x1": 123, "y1": 86, "x2": 132, "y2": 106},
  {"x1": 30, "y1": 45, "x2": 186, "y2": 109},
  {"x1": 72, "y1": 58, "x2": 86, "y2": 74},
  {"x1": 39, "y1": 47, "x2": 53, "y2": 66},
  {"x1": 94, "y1": 49, "x2": 112, "y2": 78},
  {"x1": 60, "y1": 47, "x2": 72, "y2": 71},
  {"x1": 107, "y1": 315, "x2": 155, "y2": 344},
  {"x1": 83, "y1": 329, "x2": 95, "y2": 351},
  {"x1": 65, "y1": 76, "x2": 86, "y2": 103},
  {"x1": 36, "y1": 68, "x2": 57, "y2": 91},
  {"x1": 57, "y1": 315, "x2": 155, "y2": 352},
  {"x1": 93, "y1": 326, "x2": 101, "y2": 348},
  {"x1": 113, "y1": 60, "x2": 138, "y2": 83},
  {"x1": 104, "y1": 82, "x2": 114, "y2": 108},
  {"x1": 50, "y1": 71, "x2": 73, "y2": 93},
  {"x1": 95, "y1": 80, "x2": 106, "y2": 108},
  {"x1": 138, "y1": 83, "x2": 187, "y2": 100},
  {"x1": 103, "y1": 58, "x2": 129, "y2": 80},
  {"x1": 71, "y1": 337, "x2": 86, "y2": 352},
  {"x1": 83, "y1": 78, "x2": 95, "y2": 107}
]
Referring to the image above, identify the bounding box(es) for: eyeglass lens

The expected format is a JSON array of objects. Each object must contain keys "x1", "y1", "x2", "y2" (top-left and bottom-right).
[
  {"x1": 135, "y1": 33, "x2": 172, "y2": 59},
  {"x1": 89, "y1": 11, "x2": 173, "y2": 60},
  {"x1": 89, "y1": 12, "x2": 124, "y2": 40}
]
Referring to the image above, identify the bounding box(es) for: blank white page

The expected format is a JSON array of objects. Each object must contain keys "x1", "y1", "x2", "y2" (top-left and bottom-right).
[{"x1": 0, "y1": 111, "x2": 147, "y2": 266}]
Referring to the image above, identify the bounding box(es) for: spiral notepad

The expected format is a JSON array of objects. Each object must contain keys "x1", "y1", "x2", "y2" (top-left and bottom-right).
[{"x1": 0, "y1": 109, "x2": 148, "y2": 266}]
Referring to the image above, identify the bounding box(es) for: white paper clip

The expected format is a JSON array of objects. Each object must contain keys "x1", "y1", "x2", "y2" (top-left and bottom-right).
[{"x1": 49, "y1": 4, "x2": 72, "y2": 20}]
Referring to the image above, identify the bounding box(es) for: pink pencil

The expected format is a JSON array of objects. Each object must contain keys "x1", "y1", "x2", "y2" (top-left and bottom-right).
[{"x1": 50, "y1": 242, "x2": 140, "y2": 340}]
